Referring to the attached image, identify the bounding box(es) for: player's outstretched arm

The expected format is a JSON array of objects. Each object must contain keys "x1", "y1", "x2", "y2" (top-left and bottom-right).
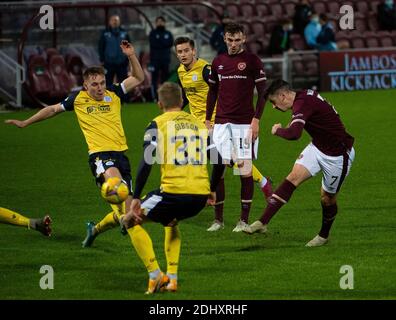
[
  {"x1": 4, "y1": 103, "x2": 64, "y2": 128},
  {"x1": 120, "y1": 40, "x2": 144, "y2": 93}
]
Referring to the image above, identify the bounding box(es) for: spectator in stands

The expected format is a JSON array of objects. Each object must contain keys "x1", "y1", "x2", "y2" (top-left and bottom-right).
[
  {"x1": 149, "y1": 16, "x2": 174, "y2": 101},
  {"x1": 304, "y1": 13, "x2": 321, "y2": 49},
  {"x1": 268, "y1": 19, "x2": 294, "y2": 56},
  {"x1": 316, "y1": 14, "x2": 337, "y2": 51},
  {"x1": 98, "y1": 15, "x2": 131, "y2": 86},
  {"x1": 293, "y1": 0, "x2": 312, "y2": 35},
  {"x1": 210, "y1": 13, "x2": 232, "y2": 54},
  {"x1": 377, "y1": 0, "x2": 396, "y2": 31}
]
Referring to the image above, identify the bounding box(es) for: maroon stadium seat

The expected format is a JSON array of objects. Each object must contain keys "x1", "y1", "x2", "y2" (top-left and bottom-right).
[
  {"x1": 327, "y1": 2, "x2": 340, "y2": 17},
  {"x1": 290, "y1": 34, "x2": 308, "y2": 51},
  {"x1": 47, "y1": 54, "x2": 73, "y2": 99},
  {"x1": 313, "y1": 1, "x2": 327, "y2": 15},
  {"x1": 224, "y1": 4, "x2": 240, "y2": 19},
  {"x1": 354, "y1": 18, "x2": 368, "y2": 32},
  {"x1": 45, "y1": 48, "x2": 59, "y2": 61},
  {"x1": 240, "y1": 21, "x2": 252, "y2": 35},
  {"x1": 283, "y1": 2, "x2": 297, "y2": 18},
  {"x1": 257, "y1": 36, "x2": 270, "y2": 56},
  {"x1": 380, "y1": 37, "x2": 394, "y2": 47},
  {"x1": 250, "y1": 21, "x2": 266, "y2": 39},
  {"x1": 293, "y1": 59, "x2": 304, "y2": 76},
  {"x1": 351, "y1": 37, "x2": 365, "y2": 49},
  {"x1": 247, "y1": 42, "x2": 262, "y2": 55},
  {"x1": 302, "y1": 54, "x2": 318, "y2": 76},
  {"x1": 256, "y1": 3, "x2": 270, "y2": 17},
  {"x1": 370, "y1": 1, "x2": 381, "y2": 14},
  {"x1": 270, "y1": 4, "x2": 284, "y2": 18},
  {"x1": 65, "y1": 54, "x2": 84, "y2": 88},
  {"x1": 240, "y1": 4, "x2": 254, "y2": 19},
  {"x1": 365, "y1": 37, "x2": 380, "y2": 48},
  {"x1": 28, "y1": 54, "x2": 53, "y2": 100},
  {"x1": 356, "y1": 1, "x2": 370, "y2": 14},
  {"x1": 262, "y1": 16, "x2": 278, "y2": 34},
  {"x1": 368, "y1": 13, "x2": 379, "y2": 31}
]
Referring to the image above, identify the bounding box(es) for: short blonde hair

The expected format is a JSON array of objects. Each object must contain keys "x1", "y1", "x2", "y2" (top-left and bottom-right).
[{"x1": 157, "y1": 82, "x2": 182, "y2": 109}]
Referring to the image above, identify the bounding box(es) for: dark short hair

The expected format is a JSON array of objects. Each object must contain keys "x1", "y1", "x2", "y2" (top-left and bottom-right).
[
  {"x1": 83, "y1": 66, "x2": 105, "y2": 80},
  {"x1": 265, "y1": 79, "x2": 292, "y2": 99},
  {"x1": 224, "y1": 22, "x2": 244, "y2": 35},
  {"x1": 319, "y1": 13, "x2": 328, "y2": 22},
  {"x1": 174, "y1": 37, "x2": 195, "y2": 49},
  {"x1": 156, "y1": 16, "x2": 166, "y2": 22}
]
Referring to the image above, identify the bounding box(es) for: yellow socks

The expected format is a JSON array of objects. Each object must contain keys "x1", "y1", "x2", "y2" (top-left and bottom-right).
[
  {"x1": 164, "y1": 226, "x2": 181, "y2": 275},
  {"x1": 94, "y1": 202, "x2": 126, "y2": 234},
  {"x1": 252, "y1": 165, "x2": 264, "y2": 184},
  {"x1": 0, "y1": 207, "x2": 30, "y2": 228},
  {"x1": 95, "y1": 211, "x2": 117, "y2": 234},
  {"x1": 128, "y1": 225, "x2": 159, "y2": 272}
]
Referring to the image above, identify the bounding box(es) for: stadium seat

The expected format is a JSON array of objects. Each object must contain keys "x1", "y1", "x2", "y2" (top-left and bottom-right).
[
  {"x1": 365, "y1": 37, "x2": 380, "y2": 48},
  {"x1": 65, "y1": 54, "x2": 84, "y2": 88},
  {"x1": 356, "y1": 1, "x2": 370, "y2": 15},
  {"x1": 257, "y1": 36, "x2": 270, "y2": 56},
  {"x1": 327, "y1": 2, "x2": 340, "y2": 17},
  {"x1": 370, "y1": 1, "x2": 381, "y2": 14},
  {"x1": 368, "y1": 13, "x2": 379, "y2": 31},
  {"x1": 240, "y1": 21, "x2": 252, "y2": 35},
  {"x1": 292, "y1": 59, "x2": 304, "y2": 77},
  {"x1": 240, "y1": 4, "x2": 254, "y2": 19},
  {"x1": 262, "y1": 16, "x2": 278, "y2": 34},
  {"x1": 224, "y1": 4, "x2": 240, "y2": 19},
  {"x1": 27, "y1": 54, "x2": 53, "y2": 100},
  {"x1": 250, "y1": 21, "x2": 266, "y2": 39},
  {"x1": 45, "y1": 48, "x2": 59, "y2": 61},
  {"x1": 351, "y1": 37, "x2": 365, "y2": 49},
  {"x1": 290, "y1": 34, "x2": 308, "y2": 51},
  {"x1": 354, "y1": 18, "x2": 368, "y2": 32},
  {"x1": 312, "y1": 1, "x2": 327, "y2": 15},
  {"x1": 256, "y1": 3, "x2": 270, "y2": 17},
  {"x1": 247, "y1": 42, "x2": 262, "y2": 55},
  {"x1": 380, "y1": 37, "x2": 394, "y2": 47},
  {"x1": 283, "y1": 2, "x2": 297, "y2": 19},
  {"x1": 47, "y1": 54, "x2": 73, "y2": 99},
  {"x1": 270, "y1": 4, "x2": 284, "y2": 18},
  {"x1": 302, "y1": 54, "x2": 318, "y2": 76}
]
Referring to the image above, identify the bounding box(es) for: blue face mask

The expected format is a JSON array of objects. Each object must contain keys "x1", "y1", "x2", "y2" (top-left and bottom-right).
[
  {"x1": 385, "y1": 0, "x2": 393, "y2": 7},
  {"x1": 312, "y1": 17, "x2": 319, "y2": 23}
]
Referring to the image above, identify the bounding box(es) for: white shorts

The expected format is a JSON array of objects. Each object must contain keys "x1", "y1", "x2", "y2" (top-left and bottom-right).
[
  {"x1": 212, "y1": 123, "x2": 259, "y2": 161},
  {"x1": 295, "y1": 143, "x2": 355, "y2": 194}
]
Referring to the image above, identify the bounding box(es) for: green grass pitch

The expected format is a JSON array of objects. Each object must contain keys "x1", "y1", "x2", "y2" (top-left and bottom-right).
[{"x1": 0, "y1": 89, "x2": 395, "y2": 300}]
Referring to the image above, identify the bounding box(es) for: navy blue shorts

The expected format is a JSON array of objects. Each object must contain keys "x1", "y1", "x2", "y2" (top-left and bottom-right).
[
  {"x1": 141, "y1": 189, "x2": 208, "y2": 226},
  {"x1": 88, "y1": 151, "x2": 133, "y2": 195}
]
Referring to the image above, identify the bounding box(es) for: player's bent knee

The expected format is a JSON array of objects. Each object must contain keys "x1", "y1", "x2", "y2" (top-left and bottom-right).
[{"x1": 321, "y1": 192, "x2": 337, "y2": 206}]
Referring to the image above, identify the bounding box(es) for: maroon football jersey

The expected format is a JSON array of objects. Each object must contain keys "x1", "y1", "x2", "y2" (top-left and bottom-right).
[
  {"x1": 291, "y1": 89, "x2": 354, "y2": 156},
  {"x1": 208, "y1": 50, "x2": 266, "y2": 124}
]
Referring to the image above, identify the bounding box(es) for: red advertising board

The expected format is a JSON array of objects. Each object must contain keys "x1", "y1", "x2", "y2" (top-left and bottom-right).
[{"x1": 320, "y1": 50, "x2": 396, "y2": 91}]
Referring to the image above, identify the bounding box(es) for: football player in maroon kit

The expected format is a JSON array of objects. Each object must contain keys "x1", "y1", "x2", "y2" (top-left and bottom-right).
[
  {"x1": 206, "y1": 23, "x2": 269, "y2": 232},
  {"x1": 246, "y1": 80, "x2": 355, "y2": 247}
]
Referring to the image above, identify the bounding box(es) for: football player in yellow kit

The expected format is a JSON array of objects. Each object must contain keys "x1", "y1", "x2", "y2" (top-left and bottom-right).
[
  {"x1": 121, "y1": 82, "x2": 220, "y2": 294},
  {"x1": 5, "y1": 41, "x2": 144, "y2": 246},
  {"x1": 174, "y1": 36, "x2": 273, "y2": 232}
]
